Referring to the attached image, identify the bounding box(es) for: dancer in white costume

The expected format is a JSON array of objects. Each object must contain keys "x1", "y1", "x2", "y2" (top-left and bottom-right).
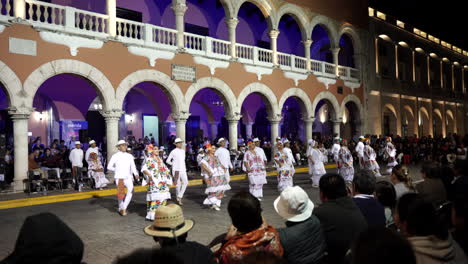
[
  {"x1": 215, "y1": 138, "x2": 233, "y2": 184},
  {"x1": 363, "y1": 138, "x2": 381, "y2": 177},
  {"x1": 274, "y1": 141, "x2": 295, "y2": 192},
  {"x1": 337, "y1": 140, "x2": 354, "y2": 182},
  {"x1": 166, "y1": 138, "x2": 188, "y2": 205},
  {"x1": 384, "y1": 137, "x2": 398, "y2": 175},
  {"x1": 355, "y1": 136, "x2": 365, "y2": 169},
  {"x1": 307, "y1": 140, "x2": 326, "y2": 188},
  {"x1": 243, "y1": 140, "x2": 267, "y2": 200}
]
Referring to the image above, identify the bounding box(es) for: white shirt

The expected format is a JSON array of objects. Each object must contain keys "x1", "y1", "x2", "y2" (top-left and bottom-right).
[
  {"x1": 69, "y1": 148, "x2": 84, "y2": 167},
  {"x1": 85, "y1": 146, "x2": 99, "y2": 162},
  {"x1": 255, "y1": 146, "x2": 267, "y2": 162},
  {"x1": 355, "y1": 141, "x2": 365, "y2": 157},
  {"x1": 107, "y1": 151, "x2": 138, "y2": 180},
  {"x1": 331, "y1": 143, "x2": 340, "y2": 158},
  {"x1": 215, "y1": 147, "x2": 233, "y2": 169},
  {"x1": 166, "y1": 148, "x2": 186, "y2": 172},
  {"x1": 284, "y1": 147, "x2": 296, "y2": 164}
]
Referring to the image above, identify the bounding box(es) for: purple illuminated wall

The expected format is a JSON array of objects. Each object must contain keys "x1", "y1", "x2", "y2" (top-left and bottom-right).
[
  {"x1": 277, "y1": 14, "x2": 304, "y2": 56},
  {"x1": 339, "y1": 34, "x2": 355, "y2": 67},
  {"x1": 313, "y1": 100, "x2": 333, "y2": 137},
  {"x1": 188, "y1": 89, "x2": 226, "y2": 140},
  {"x1": 281, "y1": 97, "x2": 304, "y2": 140},
  {"x1": 0, "y1": 84, "x2": 8, "y2": 110},
  {"x1": 236, "y1": 2, "x2": 269, "y2": 47},
  {"x1": 311, "y1": 25, "x2": 332, "y2": 63}
]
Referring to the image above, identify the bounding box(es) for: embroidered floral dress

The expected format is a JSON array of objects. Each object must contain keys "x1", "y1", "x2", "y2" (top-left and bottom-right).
[
  {"x1": 385, "y1": 142, "x2": 398, "y2": 174},
  {"x1": 274, "y1": 150, "x2": 295, "y2": 192},
  {"x1": 337, "y1": 146, "x2": 354, "y2": 182},
  {"x1": 141, "y1": 156, "x2": 173, "y2": 220},
  {"x1": 363, "y1": 145, "x2": 381, "y2": 177},
  {"x1": 88, "y1": 158, "x2": 109, "y2": 189},
  {"x1": 201, "y1": 154, "x2": 231, "y2": 207},
  {"x1": 308, "y1": 148, "x2": 326, "y2": 186},
  {"x1": 243, "y1": 150, "x2": 267, "y2": 198}
]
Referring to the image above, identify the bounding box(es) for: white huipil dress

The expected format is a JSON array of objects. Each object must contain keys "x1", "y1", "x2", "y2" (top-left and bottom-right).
[
  {"x1": 308, "y1": 147, "x2": 326, "y2": 186},
  {"x1": 337, "y1": 146, "x2": 354, "y2": 182}
]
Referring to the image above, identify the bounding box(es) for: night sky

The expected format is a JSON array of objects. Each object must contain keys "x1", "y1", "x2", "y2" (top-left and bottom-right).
[{"x1": 369, "y1": 0, "x2": 467, "y2": 51}]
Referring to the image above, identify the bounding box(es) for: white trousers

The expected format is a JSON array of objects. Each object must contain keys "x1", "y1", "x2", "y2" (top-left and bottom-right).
[
  {"x1": 174, "y1": 170, "x2": 188, "y2": 199},
  {"x1": 115, "y1": 178, "x2": 133, "y2": 211},
  {"x1": 225, "y1": 170, "x2": 231, "y2": 183}
]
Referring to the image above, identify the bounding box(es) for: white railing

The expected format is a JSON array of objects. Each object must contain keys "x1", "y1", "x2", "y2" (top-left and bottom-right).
[
  {"x1": 25, "y1": 0, "x2": 65, "y2": 27},
  {"x1": 10, "y1": 0, "x2": 361, "y2": 82},
  {"x1": 116, "y1": 17, "x2": 143, "y2": 40},
  {"x1": 1, "y1": 0, "x2": 13, "y2": 16},
  {"x1": 74, "y1": 8, "x2": 108, "y2": 34},
  {"x1": 151, "y1": 25, "x2": 177, "y2": 47}
]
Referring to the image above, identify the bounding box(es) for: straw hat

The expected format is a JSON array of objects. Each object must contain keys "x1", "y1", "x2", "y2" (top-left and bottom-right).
[
  {"x1": 144, "y1": 204, "x2": 194, "y2": 238},
  {"x1": 253, "y1": 138, "x2": 260, "y2": 142},
  {"x1": 89, "y1": 140, "x2": 96, "y2": 145},
  {"x1": 274, "y1": 186, "x2": 314, "y2": 222},
  {"x1": 75, "y1": 141, "x2": 81, "y2": 145},
  {"x1": 217, "y1": 138, "x2": 225, "y2": 144},
  {"x1": 174, "y1": 138, "x2": 183, "y2": 144},
  {"x1": 116, "y1": 140, "x2": 127, "y2": 147}
]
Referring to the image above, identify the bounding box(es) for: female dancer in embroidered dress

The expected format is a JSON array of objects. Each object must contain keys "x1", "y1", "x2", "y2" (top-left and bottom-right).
[
  {"x1": 88, "y1": 152, "x2": 109, "y2": 190},
  {"x1": 141, "y1": 145, "x2": 173, "y2": 221},
  {"x1": 363, "y1": 138, "x2": 382, "y2": 177},
  {"x1": 337, "y1": 139, "x2": 354, "y2": 182},
  {"x1": 384, "y1": 137, "x2": 398, "y2": 175},
  {"x1": 200, "y1": 144, "x2": 231, "y2": 211},
  {"x1": 308, "y1": 139, "x2": 326, "y2": 188},
  {"x1": 274, "y1": 141, "x2": 294, "y2": 192},
  {"x1": 243, "y1": 140, "x2": 267, "y2": 200}
]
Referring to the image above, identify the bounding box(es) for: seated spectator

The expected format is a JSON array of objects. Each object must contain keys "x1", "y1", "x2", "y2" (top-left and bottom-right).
[
  {"x1": 450, "y1": 159, "x2": 468, "y2": 201},
  {"x1": 352, "y1": 171, "x2": 386, "y2": 227},
  {"x1": 452, "y1": 196, "x2": 468, "y2": 255},
  {"x1": 416, "y1": 161, "x2": 447, "y2": 206},
  {"x1": 390, "y1": 164, "x2": 414, "y2": 199},
  {"x1": 395, "y1": 193, "x2": 467, "y2": 264},
  {"x1": 375, "y1": 181, "x2": 397, "y2": 228},
  {"x1": 240, "y1": 251, "x2": 286, "y2": 264},
  {"x1": 274, "y1": 186, "x2": 326, "y2": 264},
  {"x1": 216, "y1": 192, "x2": 283, "y2": 264},
  {"x1": 114, "y1": 248, "x2": 182, "y2": 264},
  {"x1": 28, "y1": 148, "x2": 45, "y2": 179},
  {"x1": 2, "y1": 212, "x2": 84, "y2": 264},
  {"x1": 313, "y1": 173, "x2": 367, "y2": 264},
  {"x1": 350, "y1": 227, "x2": 416, "y2": 264},
  {"x1": 144, "y1": 204, "x2": 215, "y2": 264}
]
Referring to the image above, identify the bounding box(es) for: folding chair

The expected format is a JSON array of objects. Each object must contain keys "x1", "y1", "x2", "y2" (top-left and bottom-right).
[
  {"x1": 45, "y1": 169, "x2": 63, "y2": 192},
  {"x1": 81, "y1": 167, "x2": 95, "y2": 189},
  {"x1": 26, "y1": 171, "x2": 46, "y2": 195}
]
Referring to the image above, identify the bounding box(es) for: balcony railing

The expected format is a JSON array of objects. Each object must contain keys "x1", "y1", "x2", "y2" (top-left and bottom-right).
[{"x1": 5, "y1": 0, "x2": 360, "y2": 82}]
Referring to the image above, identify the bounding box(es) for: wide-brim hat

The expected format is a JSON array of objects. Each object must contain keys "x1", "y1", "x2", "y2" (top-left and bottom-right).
[
  {"x1": 89, "y1": 140, "x2": 96, "y2": 145},
  {"x1": 217, "y1": 137, "x2": 225, "y2": 144},
  {"x1": 274, "y1": 186, "x2": 314, "y2": 222},
  {"x1": 75, "y1": 141, "x2": 81, "y2": 145},
  {"x1": 174, "y1": 138, "x2": 184, "y2": 144},
  {"x1": 144, "y1": 204, "x2": 194, "y2": 238},
  {"x1": 116, "y1": 140, "x2": 127, "y2": 147}
]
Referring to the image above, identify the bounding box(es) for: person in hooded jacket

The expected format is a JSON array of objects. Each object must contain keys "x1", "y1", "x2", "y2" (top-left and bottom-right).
[
  {"x1": 395, "y1": 193, "x2": 467, "y2": 264},
  {"x1": 2, "y1": 212, "x2": 84, "y2": 264}
]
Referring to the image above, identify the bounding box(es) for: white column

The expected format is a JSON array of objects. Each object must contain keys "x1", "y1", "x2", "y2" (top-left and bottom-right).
[
  {"x1": 268, "y1": 116, "x2": 281, "y2": 145},
  {"x1": 375, "y1": 38, "x2": 380, "y2": 74},
  {"x1": 463, "y1": 67, "x2": 466, "y2": 93},
  {"x1": 9, "y1": 109, "x2": 31, "y2": 192},
  {"x1": 226, "y1": 114, "x2": 241, "y2": 151},
  {"x1": 269, "y1": 29, "x2": 280, "y2": 66},
  {"x1": 427, "y1": 55, "x2": 431, "y2": 86},
  {"x1": 245, "y1": 122, "x2": 254, "y2": 139},
  {"x1": 101, "y1": 110, "x2": 123, "y2": 163},
  {"x1": 412, "y1": 49, "x2": 416, "y2": 82},
  {"x1": 440, "y1": 60, "x2": 444, "y2": 89},
  {"x1": 395, "y1": 44, "x2": 399, "y2": 79},
  {"x1": 226, "y1": 18, "x2": 239, "y2": 59},
  {"x1": 303, "y1": 39, "x2": 313, "y2": 72},
  {"x1": 331, "y1": 47, "x2": 340, "y2": 76},
  {"x1": 451, "y1": 64, "x2": 455, "y2": 91},
  {"x1": 210, "y1": 122, "x2": 219, "y2": 140},
  {"x1": 13, "y1": 0, "x2": 26, "y2": 19},
  {"x1": 172, "y1": 112, "x2": 190, "y2": 142},
  {"x1": 304, "y1": 118, "x2": 314, "y2": 141},
  {"x1": 172, "y1": 3, "x2": 188, "y2": 50},
  {"x1": 106, "y1": 0, "x2": 117, "y2": 37},
  {"x1": 332, "y1": 119, "x2": 341, "y2": 137}
]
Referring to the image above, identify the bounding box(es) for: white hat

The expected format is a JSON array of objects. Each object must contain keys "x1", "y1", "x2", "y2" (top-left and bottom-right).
[
  {"x1": 274, "y1": 186, "x2": 314, "y2": 222},
  {"x1": 253, "y1": 138, "x2": 260, "y2": 142},
  {"x1": 217, "y1": 138, "x2": 225, "y2": 144},
  {"x1": 75, "y1": 141, "x2": 81, "y2": 145},
  {"x1": 198, "y1": 148, "x2": 204, "y2": 153},
  {"x1": 276, "y1": 136, "x2": 281, "y2": 140},
  {"x1": 116, "y1": 140, "x2": 127, "y2": 147},
  {"x1": 308, "y1": 139, "x2": 314, "y2": 145},
  {"x1": 359, "y1": 135, "x2": 365, "y2": 139},
  {"x1": 283, "y1": 139, "x2": 290, "y2": 144},
  {"x1": 174, "y1": 138, "x2": 183, "y2": 144},
  {"x1": 89, "y1": 140, "x2": 96, "y2": 145},
  {"x1": 160, "y1": 146, "x2": 165, "y2": 150}
]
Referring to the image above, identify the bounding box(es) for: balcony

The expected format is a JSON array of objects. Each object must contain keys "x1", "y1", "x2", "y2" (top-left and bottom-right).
[{"x1": 1, "y1": 0, "x2": 360, "y2": 82}]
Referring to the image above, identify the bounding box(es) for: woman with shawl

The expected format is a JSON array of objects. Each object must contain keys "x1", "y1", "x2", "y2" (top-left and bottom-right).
[
  {"x1": 141, "y1": 144, "x2": 173, "y2": 221},
  {"x1": 200, "y1": 144, "x2": 231, "y2": 211}
]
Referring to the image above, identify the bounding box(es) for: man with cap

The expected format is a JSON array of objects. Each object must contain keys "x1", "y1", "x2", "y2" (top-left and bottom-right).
[
  {"x1": 144, "y1": 204, "x2": 214, "y2": 263},
  {"x1": 69, "y1": 141, "x2": 84, "y2": 191},
  {"x1": 85, "y1": 139, "x2": 99, "y2": 162},
  {"x1": 253, "y1": 138, "x2": 267, "y2": 165},
  {"x1": 274, "y1": 186, "x2": 326, "y2": 264},
  {"x1": 107, "y1": 140, "x2": 139, "y2": 216},
  {"x1": 166, "y1": 138, "x2": 188, "y2": 205},
  {"x1": 215, "y1": 137, "x2": 233, "y2": 184},
  {"x1": 355, "y1": 136, "x2": 365, "y2": 169}
]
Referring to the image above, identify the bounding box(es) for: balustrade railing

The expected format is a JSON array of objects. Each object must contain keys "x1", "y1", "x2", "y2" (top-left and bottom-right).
[{"x1": 7, "y1": 0, "x2": 361, "y2": 82}]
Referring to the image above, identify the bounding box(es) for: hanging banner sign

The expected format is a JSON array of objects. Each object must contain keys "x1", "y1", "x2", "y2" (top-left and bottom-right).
[{"x1": 172, "y1": 64, "x2": 196, "y2": 82}]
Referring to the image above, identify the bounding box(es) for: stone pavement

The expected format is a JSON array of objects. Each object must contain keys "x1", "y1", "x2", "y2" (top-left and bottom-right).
[{"x1": 0, "y1": 165, "x2": 424, "y2": 264}]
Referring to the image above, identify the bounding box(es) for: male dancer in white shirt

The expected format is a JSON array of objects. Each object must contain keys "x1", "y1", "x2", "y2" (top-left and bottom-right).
[
  {"x1": 215, "y1": 138, "x2": 233, "y2": 184},
  {"x1": 85, "y1": 140, "x2": 99, "y2": 162},
  {"x1": 166, "y1": 138, "x2": 187, "y2": 205},
  {"x1": 283, "y1": 139, "x2": 296, "y2": 165},
  {"x1": 355, "y1": 136, "x2": 365, "y2": 169},
  {"x1": 331, "y1": 137, "x2": 341, "y2": 170},
  {"x1": 107, "y1": 140, "x2": 139, "y2": 216},
  {"x1": 69, "y1": 141, "x2": 84, "y2": 191}
]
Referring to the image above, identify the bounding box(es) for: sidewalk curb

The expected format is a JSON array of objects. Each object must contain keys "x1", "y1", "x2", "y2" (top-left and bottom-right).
[{"x1": 0, "y1": 165, "x2": 337, "y2": 210}]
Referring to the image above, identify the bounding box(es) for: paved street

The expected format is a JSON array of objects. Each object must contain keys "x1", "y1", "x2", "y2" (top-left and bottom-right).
[{"x1": 0, "y1": 165, "x2": 424, "y2": 263}]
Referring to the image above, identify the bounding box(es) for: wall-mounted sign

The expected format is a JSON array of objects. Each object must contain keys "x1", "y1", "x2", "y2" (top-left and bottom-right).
[{"x1": 172, "y1": 64, "x2": 196, "y2": 82}]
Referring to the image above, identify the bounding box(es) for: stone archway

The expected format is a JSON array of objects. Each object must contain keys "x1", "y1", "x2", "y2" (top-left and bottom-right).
[
  {"x1": 0, "y1": 60, "x2": 23, "y2": 110},
  {"x1": 383, "y1": 103, "x2": 398, "y2": 136}
]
